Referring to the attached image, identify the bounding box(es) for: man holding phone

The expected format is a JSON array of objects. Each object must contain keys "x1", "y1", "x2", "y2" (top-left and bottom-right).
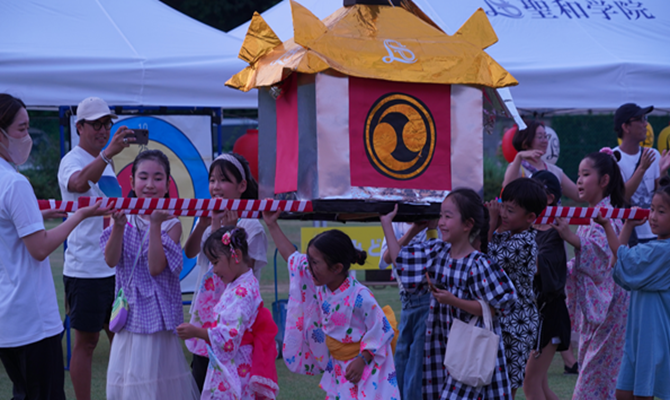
[{"x1": 57, "y1": 97, "x2": 135, "y2": 400}]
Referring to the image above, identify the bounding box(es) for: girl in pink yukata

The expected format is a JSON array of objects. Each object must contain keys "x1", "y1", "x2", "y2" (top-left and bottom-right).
[
  {"x1": 102, "y1": 150, "x2": 199, "y2": 400},
  {"x1": 552, "y1": 149, "x2": 629, "y2": 399},
  {"x1": 177, "y1": 226, "x2": 279, "y2": 400},
  {"x1": 263, "y1": 210, "x2": 400, "y2": 400},
  {"x1": 183, "y1": 153, "x2": 268, "y2": 391}
]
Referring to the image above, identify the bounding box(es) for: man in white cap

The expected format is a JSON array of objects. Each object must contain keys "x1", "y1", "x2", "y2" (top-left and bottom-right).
[{"x1": 57, "y1": 97, "x2": 134, "y2": 400}]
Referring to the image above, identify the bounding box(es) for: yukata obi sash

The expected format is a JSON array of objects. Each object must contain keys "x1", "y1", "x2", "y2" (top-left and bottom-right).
[{"x1": 326, "y1": 305, "x2": 399, "y2": 360}]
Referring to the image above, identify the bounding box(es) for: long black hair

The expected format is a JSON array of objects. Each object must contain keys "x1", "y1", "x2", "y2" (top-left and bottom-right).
[
  {"x1": 583, "y1": 151, "x2": 626, "y2": 208},
  {"x1": 210, "y1": 153, "x2": 258, "y2": 199},
  {"x1": 128, "y1": 149, "x2": 171, "y2": 198},
  {"x1": 445, "y1": 188, "x2": 491, "y2": 252},
  {"x1": 307, "y1": 230, "x2": 367, "y2": 275}
]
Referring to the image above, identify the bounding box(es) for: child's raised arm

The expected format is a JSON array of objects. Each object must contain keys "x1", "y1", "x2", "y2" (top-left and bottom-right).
[
  {"x1": 381, "y1": 220, "x2": 437, "y2": 264},
  {"x1": 262, "y1": 210, "x2": 294, "y2": 262},
  {"x1": 105, "y1": 211, "x2": 126, "y2": 267},
  {"x1": 618, "y1": 211, "x2": 647, "y2": 247},
  {"x1": 183, "y1": 216, "x2": 210, "y2": 259},
  {"x1": 379, "y1": 204, "x2": 400, "y2": 267},
  {"x1": 148, "y1": 211, "x2": 181, "y2": 276},
  {"x1": 594, "y1": 212, "x2": 620, "y2": 256}
]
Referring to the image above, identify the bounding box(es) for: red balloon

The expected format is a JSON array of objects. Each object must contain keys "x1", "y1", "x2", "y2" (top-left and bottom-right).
[
  {"x1": 233, "y1": 129, "x2": 259, "y2": 182},
  {"x1": 502, "y1": 125, "x2": 518, "y2": 163}
]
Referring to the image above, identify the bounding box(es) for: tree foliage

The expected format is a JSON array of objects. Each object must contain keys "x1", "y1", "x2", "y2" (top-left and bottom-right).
[{"x1": 160, "y1": 0, "x2": 282, "y2": 32}]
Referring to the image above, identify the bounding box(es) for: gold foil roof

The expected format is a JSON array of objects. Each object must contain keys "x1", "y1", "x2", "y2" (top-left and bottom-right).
[{"x1": 226, "y1": 0, "x2": 517, "y2": 91}]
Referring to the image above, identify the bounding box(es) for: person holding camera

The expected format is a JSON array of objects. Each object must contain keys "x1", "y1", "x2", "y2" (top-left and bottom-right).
[{"x1": 57, "y1": 97, "x2": 135, "y2": 400}]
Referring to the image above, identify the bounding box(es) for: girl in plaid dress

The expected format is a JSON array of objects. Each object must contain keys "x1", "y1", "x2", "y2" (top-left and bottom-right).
[
  {"x1": 102, "y1": 150, "x2": 199, "y2": 400},
  {"x1": 381, "y1": 189, "x2": 517, "y2": 400}
]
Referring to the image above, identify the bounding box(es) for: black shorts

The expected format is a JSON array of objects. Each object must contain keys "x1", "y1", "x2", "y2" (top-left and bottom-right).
[
  {"x1": 64, "y1": 275, "x2": 115, "y2": 332},
  {"x1": 536, "y1": 295, "x2": 571, "y2": 353}
]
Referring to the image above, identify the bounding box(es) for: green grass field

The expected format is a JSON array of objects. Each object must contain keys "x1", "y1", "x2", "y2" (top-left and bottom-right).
[{"x1": 0, "y1": 220, "x2": 577, "y2": 399}]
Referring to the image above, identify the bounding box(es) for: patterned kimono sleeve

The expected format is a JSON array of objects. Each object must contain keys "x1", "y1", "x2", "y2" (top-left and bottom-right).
[
  {"x1": 208, "y1": 280, "x2": 260, "y2": 364},
  {"x1": 395, "y1": 238, "x2": 445, "y2": 294},
  {"x1": 574, "y1": 221, "x2": 621, "y2": 282},
  {"x1": 160, "y1": 231, "x2": 184, "y2": 275},
  {"x1": 357, "y1": 288, "x2": 394, "y2": 364},
  {"x1": 283, "y1": 252, "x2": 329, "y2": 375},
  {"x1": 468, "y1": 254, "x2": 517, "y2": 313},
  {"x1": 186, "y1": 268, "x2": 227, "y2": 356}
]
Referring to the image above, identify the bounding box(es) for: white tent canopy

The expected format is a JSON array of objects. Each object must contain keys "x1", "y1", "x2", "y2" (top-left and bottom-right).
[
  {"x1": 0, "y1": 0, "x2": 256, "y2": 108},
  {"x1": 230, "y1": 0, "x2": 670, "y2": 111}
]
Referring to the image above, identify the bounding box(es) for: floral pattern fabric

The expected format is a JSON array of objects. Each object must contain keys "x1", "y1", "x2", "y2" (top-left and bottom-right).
[
  {"x1": 186, "y1": 269, "x2": 227, "y2": 356},
  {"x1": 201, "y1": 270, "x2": 261, "y2": 400},
  {"x1": 187, "y1": 219, "x2": 268, "y2": 356},
  {"x1": 566, "y1": 197, "x2": 629, "y2": 399},
  {"x1": 283, "y1": 252, "x2": 399, "y2": 400},
  {"x1": 488, "y1": 229, "x2": 539, "y2": 389}
]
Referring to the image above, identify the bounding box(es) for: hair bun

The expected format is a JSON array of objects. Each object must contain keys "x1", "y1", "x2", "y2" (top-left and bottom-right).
[{"x1": 354, "y1": 249, "x2": 367, "y2": 266}]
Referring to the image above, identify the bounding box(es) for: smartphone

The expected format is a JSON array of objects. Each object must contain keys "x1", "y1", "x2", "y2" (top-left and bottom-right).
[
  {"x1": 129, "y1": 129, "x2": 149, "y2": 145},
  {"x1": 425, "y1": 272, "x2": 448, "y2": 291}
]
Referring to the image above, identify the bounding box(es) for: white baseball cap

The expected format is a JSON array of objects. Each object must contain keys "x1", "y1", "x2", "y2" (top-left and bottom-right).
[{"x1": 76, "y1": 97, "x2": 118, "y2": 122}]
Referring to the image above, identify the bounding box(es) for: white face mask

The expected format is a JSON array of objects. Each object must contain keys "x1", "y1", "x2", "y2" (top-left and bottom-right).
[{"x1": 0, "y1": 127, "x2": 33, "y2": 165}]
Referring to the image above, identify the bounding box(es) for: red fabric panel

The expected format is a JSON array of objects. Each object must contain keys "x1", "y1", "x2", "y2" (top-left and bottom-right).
[
  {"x1": 274, "y1": 74, "x2": 299, "y2": 194},
  {"x1": 349, "y1": 77, "x2": 451, "y2": 190}
]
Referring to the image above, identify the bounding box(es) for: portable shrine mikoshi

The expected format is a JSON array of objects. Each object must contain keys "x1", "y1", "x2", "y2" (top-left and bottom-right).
[{"x1": 226, "y1": 0, "x2": 520, "y2": 221}]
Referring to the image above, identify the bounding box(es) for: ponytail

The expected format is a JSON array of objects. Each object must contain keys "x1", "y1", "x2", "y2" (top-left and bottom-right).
[{"x1": 585, "y1": 151, "x2": 626, "y2": 208}]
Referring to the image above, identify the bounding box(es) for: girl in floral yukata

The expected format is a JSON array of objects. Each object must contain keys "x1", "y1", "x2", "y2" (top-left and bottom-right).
[
  {"x1": 263, "y1": 210, "x2": 400, "y2": 400},
  {"x1": 177, "y1": 226, "x2": 278, "y2": 399},
  {"x1": 102, "y1": 150, "x2": 199, "y2": 400},
  {"x1": 182, "y1": 153, "x2": 267, "y2": 391},
  {"x1": 552, "y1": 149, "x2": 629, "y2": 399},
  {"x1": 381, "y1": 189, "x2": 517, "y2": 400}
]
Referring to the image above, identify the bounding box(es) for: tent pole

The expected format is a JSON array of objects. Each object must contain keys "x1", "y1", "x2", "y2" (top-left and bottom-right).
[{"x1": 216, "y1": 108, "x2": 222, "y2": 156}]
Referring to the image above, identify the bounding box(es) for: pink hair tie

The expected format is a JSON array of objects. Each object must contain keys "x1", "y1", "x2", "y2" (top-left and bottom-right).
[
  {"x1": 599, "y1": 147, "x2": 614, "y2": 156},
  {"x1": 221, "y1": 231, "x2": 240, "y2": 264}
]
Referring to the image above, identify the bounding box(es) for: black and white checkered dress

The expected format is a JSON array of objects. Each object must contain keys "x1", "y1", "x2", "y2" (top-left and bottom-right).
[
  {"x1": 488, "y1": 230, "x2": 539, "y2": 389},
  {"x1": 395, "y1": 239, "x2": 517, "y2": 400}
]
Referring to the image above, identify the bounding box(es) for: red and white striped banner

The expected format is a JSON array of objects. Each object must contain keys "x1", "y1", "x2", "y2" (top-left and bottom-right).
[
  {"x1": 536, "y1": 206, "x2": 649, "y2": 225},
  {"x1": 38, "y1": 197, "x2": 311, "y2": 219},
  {"x1": 37, "y1": 199, "x2": 650, "y2": 225}
]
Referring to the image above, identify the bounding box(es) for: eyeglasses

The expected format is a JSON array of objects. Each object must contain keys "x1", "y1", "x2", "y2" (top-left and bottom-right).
[
  {"x1": 628, "y1": 115, "x2": 647, "y2": 123},
  {"x1": 535, "y1": 134, "x2": 548, "y2": 140},
  {"x1": 84, "y1": 119, "x2": 113, "y2": 131}
]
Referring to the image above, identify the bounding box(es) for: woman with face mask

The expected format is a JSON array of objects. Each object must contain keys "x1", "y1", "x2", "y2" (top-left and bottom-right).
[{"x1": 0, "y1": 94, "x2": 106, "y2": 400}]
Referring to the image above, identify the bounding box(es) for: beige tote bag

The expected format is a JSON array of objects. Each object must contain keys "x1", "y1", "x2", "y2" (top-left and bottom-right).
[{"x1": 443, "y1": 299, "x2": 500, "y2": 387}]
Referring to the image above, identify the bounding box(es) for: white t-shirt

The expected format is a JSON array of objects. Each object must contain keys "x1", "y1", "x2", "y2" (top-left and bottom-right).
[
  {"x1": 58, "y1": 146, "x2": 117, "y2": 278},
  {"x1": 0, "y1": 158, "x2": 63, "y2": 347},
  {"x1": 192, "y1": 218, "x2": 268, "y2": 301},
  {"x1": 614, "y1": 146, "x2": 660, "y2": 240}
]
